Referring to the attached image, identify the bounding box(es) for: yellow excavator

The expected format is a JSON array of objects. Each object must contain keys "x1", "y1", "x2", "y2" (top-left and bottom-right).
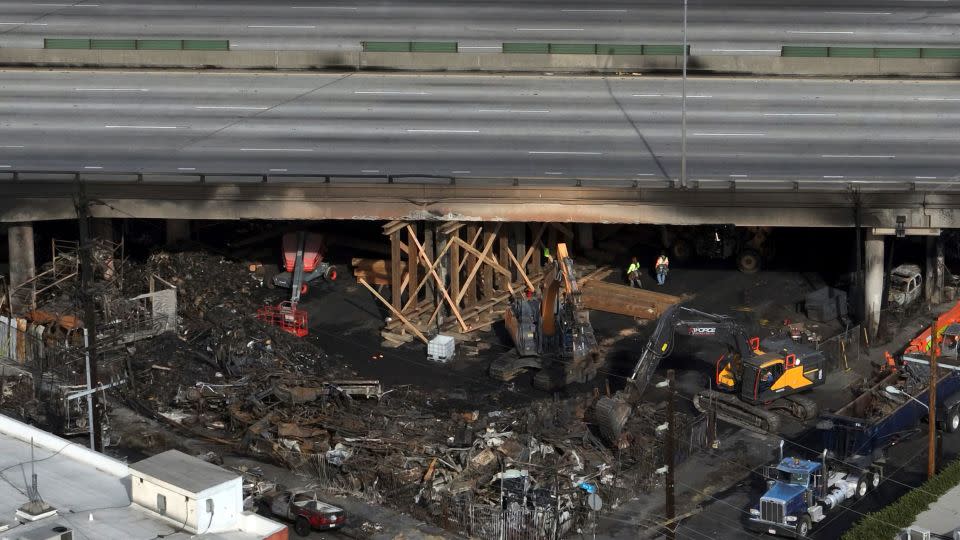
[
  {"x1": 593, "y1": 305, "x2": 826, "y2": 442},
  {"x1": 489, "y1": 243, "x2": 603, "y2": 391}
]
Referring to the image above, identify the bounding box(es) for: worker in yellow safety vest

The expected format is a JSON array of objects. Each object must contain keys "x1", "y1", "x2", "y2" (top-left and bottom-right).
[
  {"x1": 627, "y1": 257, "x2": 642, "y2": 288},
  {"x1": 655, "y1": 252, "x2": 670, "y2": 285}
]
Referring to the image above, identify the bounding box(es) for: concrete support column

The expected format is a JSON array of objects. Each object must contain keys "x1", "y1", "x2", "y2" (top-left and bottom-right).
[
  {"x1": 864, "y1": 231, "x2": 884, "y2": 340},
  {"x1": 165, "y1": 219, "x2": 190, "y2": 245},
  {"x1": 7, "y1": 223, "x2": 35, "y2": 312},
  {"x1": 925, "y1": 236, "x2": 936, "y2": 304},
  {"x1": 577, "y1": 223, "x2": 594, "y2": 251}
]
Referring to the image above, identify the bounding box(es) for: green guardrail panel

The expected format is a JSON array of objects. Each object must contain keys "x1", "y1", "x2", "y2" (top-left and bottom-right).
[
  {"x1": 502, "y1": 42, "x2": 549, "y2": 54},
  {"x1": 549, "y1": 43, "x2": 597, "y2": 54},
  {"x1": 781, "y1": 46, "x2": 829, "y2": 57},
  {"x1": 642, "y1": 44, "x2": 687, "y2": 55},
  {"x1": 44, "y1": 38, "x2": 91, "y2": 49},
  {"x1": 362, "y1": 41, "x2": 412, "y2": 52},
  {"x1": 410, "y1": 41, "x2": 458, "y2": 53},
  {"x1": 91, "y1": 39, "x2": 136, "y2": 50},
  {"x1": 182, "y1": 39, "x2": 230, "y2": 51},
  {"x1": 596, "y1": 44, "x2": 645, "y2": 55},
  {"x1": 874, "y1": 48, "x2": 921, "y2": 58},
  {"x1": 828, "y1": 47, "x2": 874, "y2": 58},
  {"x1": 922, "y1": 48, "x2": 960, "y2": 58},
  {"x1": 137, "y1": 39, "x2": 183, "y2": 50}
]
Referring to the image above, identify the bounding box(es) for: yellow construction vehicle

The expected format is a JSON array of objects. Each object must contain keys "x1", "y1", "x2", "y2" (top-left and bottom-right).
[{"x1": 593, "y1": 305, "x2": 826, "y2": 442}]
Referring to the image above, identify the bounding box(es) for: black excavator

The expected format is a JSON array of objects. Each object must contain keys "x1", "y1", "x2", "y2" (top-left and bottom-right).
[
  {"x1": 592, "y1": 305, "x2": 826, "y2": 442},
  {"x1": 489, "y1": 243, "x2": 603, "y2": 391}
]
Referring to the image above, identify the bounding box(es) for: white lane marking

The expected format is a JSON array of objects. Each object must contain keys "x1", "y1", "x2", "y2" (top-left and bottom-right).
[
  {"x1": 561, "y1": 9, "x2": 627, "y2": 12},
  {"x1": 0, "y1": 22, "x2": 48, "y2": 26},
  {"x1": 354, "y1": 90, "x2": 430, "y2": 95},
  {"x1": 823, "y1": 175, "x2": 846, "y2": 178},
  {"x1": 824, "y1": 11, "x2": 892, "y2": 15},
  {"x1": 636, "y1": 173, "x2": 654, "y2": 176},
  {"x1": 0, "y1": 165, "x2": 11, "y2": 168},
  {"x1": 290, "y1": 6, "x2": 359, "y2": 9},
  {"x1": 917, "y1": 97, "x2": 960, "y2": 101},
  {"x1": 194, "y1": 106, "x2": 269, "y2": 110},
  {"x1": 764, "y1": 112, "x2": 838, "y2": 117},
  {"x1": 269, "y1": 168, "x2": 288, "y2": 172},
  {"x1": 406, "y1": 129, "x2": 480, "y2": 133},
  {"x1": 75, "y1": 88, "x2": 148, "y2": 92},
  {"x1": 729, "y1": 174, "x2": 749, "y2": 178},
  {"x1": 544, "y1": 171, "x2": 565, "y2": 175},
  {"x1": 711, "y1": 49, "x2": 780, "y2": 53},
  {"x1": 177, "y1": 167, "x2": 196, "y2": 171},
  {"x1": 693, "y1": 132, "x2": 765, "y2": 137},
  {"x1": 0, "y1": 145, "x2": 25, "y2": 148},
  {"x1": 452, "y1": 170, "x2": 471, "y2": 174},
  {"x1": 84, "y1": 166, "x2": 103, "y2": 169},
  {"x1": 632, "y1": 94, "x2": 712, "y2": 98},
  {"x1": 248, "y1": 25, "x2": 316, "y2": 29},
  {"x1": 822, "y1": 154, "x2": 895, "y2": 158},
  {"x1": 361, "y1": 169, "x2": 380, "y2": 173},
  {"x1": 478, "y1": 109, "x2": 550, "y2": 113},
  {"x1": 529, "y1": 151, "x2": 603, "y2": 155},
  {"x1": 788, "y1": 30, "x2": 855, "y2": 34},
  {"x1": 105, "y1": 125, "x2": 178, "y2": 129},
  {"x1": 240, "y1": 148, "x2": 313, "y2": 152},
  {"x1": 36, "y1": 3, "x2": 101, "y2": 6},
  {"x1": 916, "y1": 176, "x2": 938, "y2": 179},
  {"x1": 515, "y1": 28, "x2": 584, "y2": 31}
]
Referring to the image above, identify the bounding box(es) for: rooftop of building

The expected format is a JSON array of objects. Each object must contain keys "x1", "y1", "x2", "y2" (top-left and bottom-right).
[{"x1": 0, "y1": 414, "x2": 283, "y2": 540}]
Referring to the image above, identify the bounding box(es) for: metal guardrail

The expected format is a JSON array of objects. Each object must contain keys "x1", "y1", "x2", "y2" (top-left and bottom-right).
[{"x1": 0, "y1": 169, "x2": 956, "y2": 193}]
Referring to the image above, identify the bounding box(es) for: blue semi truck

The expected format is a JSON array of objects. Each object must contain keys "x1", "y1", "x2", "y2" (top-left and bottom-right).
[{"x1": 745, "y1": 356, "x2": 960, "y2": 538}]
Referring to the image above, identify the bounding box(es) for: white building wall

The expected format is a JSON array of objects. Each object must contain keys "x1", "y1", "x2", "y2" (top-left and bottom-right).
[
  {"x1": 131, "y1": 474, "x2": 199, "y2": 532},
  {"x1": 194, "y1": 477, "x2": 243, "y2": 533}
]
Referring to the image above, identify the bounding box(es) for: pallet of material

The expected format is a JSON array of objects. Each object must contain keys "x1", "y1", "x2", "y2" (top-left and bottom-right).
[{"x1": 580, "y1": 280, "x2": 681, "y2": 320}]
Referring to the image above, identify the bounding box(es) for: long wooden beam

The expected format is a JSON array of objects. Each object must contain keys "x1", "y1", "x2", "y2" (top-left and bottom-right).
[
  {"x1": 359, "y1": 277, "x2": 428, "y2": 344},
  {"x1": 455, "y1": 223, "x2": 501, "y2": 305},
  {"x1": 406, "y1": 225, "x2": 469, "y2": 332}
]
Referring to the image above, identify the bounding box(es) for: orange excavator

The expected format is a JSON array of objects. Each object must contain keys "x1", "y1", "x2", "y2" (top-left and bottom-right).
[
  {"x1": 489, "y1": 243, "x2": 603, "y2": 391},
  {"x1": 885, "y1": 300, "x2": 960, "y2": 371},
  {"x1": 257, "y1": 232, "x2": 337, "y2": 337}
]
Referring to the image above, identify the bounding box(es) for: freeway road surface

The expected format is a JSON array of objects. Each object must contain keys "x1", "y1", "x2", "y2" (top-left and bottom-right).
[
  {"x1": 0, "y1": 71, "x2": 957, "y2": 184},
  {"x1": 0, "y1": 1, "x2": 958, "y2": 52}
]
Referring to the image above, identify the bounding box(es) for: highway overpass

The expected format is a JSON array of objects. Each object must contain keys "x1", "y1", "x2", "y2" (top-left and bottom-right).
[{"x1": 0, "y1": 0, "x2": 957, "y2": 52}]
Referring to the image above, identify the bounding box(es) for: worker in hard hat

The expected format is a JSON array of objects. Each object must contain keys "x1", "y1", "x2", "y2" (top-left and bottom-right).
[
  {"x1": 655, "y1": 251, "x2": 670, "y2": 285},
  {"x1": 627, "y1": 256, "x2": 642, "y2": 288}
]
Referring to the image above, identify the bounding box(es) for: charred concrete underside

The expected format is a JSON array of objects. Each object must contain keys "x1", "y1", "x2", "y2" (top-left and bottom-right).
[{"x1": 3, "y1": 181, "x2": 960, "y2": 229}]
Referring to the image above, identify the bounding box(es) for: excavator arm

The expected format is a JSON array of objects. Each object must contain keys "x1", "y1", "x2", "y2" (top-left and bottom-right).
[{"x1": 627, "y1": 305, "x2": 758, "y2": 397}]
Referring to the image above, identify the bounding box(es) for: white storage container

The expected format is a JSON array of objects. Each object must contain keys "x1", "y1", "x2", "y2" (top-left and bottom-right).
[{"x1": 427, "y1": 335, "x2": 456, "y2": 363}]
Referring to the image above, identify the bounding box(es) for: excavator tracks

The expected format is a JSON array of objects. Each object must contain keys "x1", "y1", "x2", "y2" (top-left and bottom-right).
[
  {"x1": 694, "y1": 390, "x2": 782, "y2": 435},
  {"x1": 776, "y1": 394, "x2": 819, "y2": 421}
]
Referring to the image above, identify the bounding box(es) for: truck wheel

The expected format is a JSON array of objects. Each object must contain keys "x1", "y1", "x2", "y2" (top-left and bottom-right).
[
  {"x1": 946, "y1": 408, "x2": 960, "y2": 433},
  {"x1": 671, "y1": 240, "x2": 692, "y2": 262},
  {"x1": 870, "y1": 471, "x2": 881, "y2": 489},
  {"x1": 737, "y1": 249, "x2": 762, "y2": 274},
  {"x1": 294, "y1": 516, "x2": 311, "y2": 537},
  {"x1": 795, "y1": 515, "x2": 811, "y2": 538},
  {"x1": 856, "y1": 477, "x2": 869, "y2": 498}
]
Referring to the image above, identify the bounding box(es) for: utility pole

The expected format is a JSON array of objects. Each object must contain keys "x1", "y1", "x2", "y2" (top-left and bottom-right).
[
  {"x1": 76, "y1": 182, "x2": 103, "y2": 452},
  {"x1": 679, "y1": 0, "x2": 688, "y2": 189},
  {"x1": 929, "y1": 317, "x2": 939, "y2": 479},
  {"x1": 665, "y1": 369, "x2": 676, "y2": 540}
]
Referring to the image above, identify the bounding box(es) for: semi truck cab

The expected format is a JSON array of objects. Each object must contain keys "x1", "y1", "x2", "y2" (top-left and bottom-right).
[{"x1": 747, "y1": 454, "x2": 868, "y2": 538}]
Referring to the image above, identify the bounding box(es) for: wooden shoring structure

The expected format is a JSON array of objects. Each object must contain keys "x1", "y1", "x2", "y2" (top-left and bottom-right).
[{"x1": 373, "y1": 221, "x2": 573, "y2": 341}]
